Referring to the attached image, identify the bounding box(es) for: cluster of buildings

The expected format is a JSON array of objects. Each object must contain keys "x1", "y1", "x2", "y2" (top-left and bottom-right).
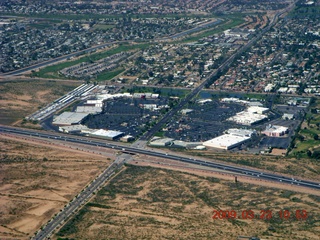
[
  {"x1": 59, "y1": 124, "x2": 133, "y2": 142},
  {"x1": 130, "y1": 37, "x2": 240, "y2": 88},
  {"x1": 227, "y1": 106, "x2": 269, "y2": 126},
  {"x1": 0, "y1": 0, "x2": 289, "y2": 16},
  {"x1": 0, "y1": 19, "x2": 107, "y2": 73},
  {"x1": 50, "y1": 89, "x2": 165, "y2": 141},
  {"x1": 60, "y1": 52, "x2": 128, "y2": 78},
  {"x1": 212, "y1": 15, "x2": 320, "y2": 95},
  {"x1": 27, "y1": 84, "x2": 99, "y2": 121},
  {"x1": 52, "y1": 91, "x2": 161, "y2": 125},
  {"x1": 0, "y1": 11, "x2": 213, "y2": 73},
  {"x1": 221, "y1": 98, "x2": 269, "y2": 126}
]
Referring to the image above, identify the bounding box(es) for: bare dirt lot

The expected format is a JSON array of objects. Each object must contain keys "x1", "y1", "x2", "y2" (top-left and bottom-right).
[
  {"x1": 0, "y1": 79, "x2": 79, "y2": 125},
  {"x1": 0, "y1": 135, "x2": 112, "y2": 239},
  {"x1": 54, "y1": 164, "x2": 320, "y2": 240}
]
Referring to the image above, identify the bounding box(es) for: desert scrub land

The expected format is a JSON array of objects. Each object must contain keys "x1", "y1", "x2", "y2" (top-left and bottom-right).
[
  {"x1": 0, "y1": 136, "x2": 110, "y2": 239},
  {"x1": 0, "y1": 79, "x2": 79, "y2": 125},
  {"x1": 55, "y1": 165, "x2": 320, "y2": 240},
  {"x1": 180, "y1": 150, "x2": 320, "y2": 181}
]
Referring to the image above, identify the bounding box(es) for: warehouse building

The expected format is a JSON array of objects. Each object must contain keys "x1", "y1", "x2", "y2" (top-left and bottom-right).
[
  {"x1": 226, "y1": 128, "x2": 256, "y2": 137},
  {"x1": 120, "y1": 135, "x2": 135, "y2": 142},
  {"x1": 247, "y1": 106, "x2": 269, "y2": 114},
  {"x1": 262, "y1": 125, "x2": 289, "y2": 137},
  {"x1": 282, "y1": 113, "x2": 294, "y2": 120},
  {"x1": 52, "y1": 112, "x2": 89, "y2": 126},
  {"x1": 88, "y1": 129, "x2": 124, "y2": 140},
  {"x1": 75, "y1": 106, "x2": 102, "y2": 114},
  {"x1": 203, "y1": 134, "x2": 250, "y2": 150},
  {"x1": 149, "y1": 137, "x2": 174, "y2": 147},
  {"x1": 59, "y1": 124, "x2": 90, "y2": 134},
  {"x1": 203, "y1": 128, "x2": 255, "y2": 150},
  {"x1": 228, "y1": 111, "x2": 267, "y2": 125}
]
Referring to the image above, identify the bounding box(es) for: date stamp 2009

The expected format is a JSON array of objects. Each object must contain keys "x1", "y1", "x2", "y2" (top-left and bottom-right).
[{"x1": 212, "y1": 209, "x2": 308, "y2": 220}]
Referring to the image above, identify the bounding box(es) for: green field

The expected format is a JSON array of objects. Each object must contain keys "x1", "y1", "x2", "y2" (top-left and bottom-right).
[
  {"x1": 176, "y1": 14, "x2": 246, "y2": 43},
  {"x1": 96, "y1": 68, "x2": 125, "y2": 82},
  {"x1": 289, "y1": 98, "x2": 320, "y2": 158},
  {"x1": 0, "y1": 12, "x2": 211, "y2": 21},
  {"x1": 31, "y1": 43, "x2": 150, "y2": 80}
]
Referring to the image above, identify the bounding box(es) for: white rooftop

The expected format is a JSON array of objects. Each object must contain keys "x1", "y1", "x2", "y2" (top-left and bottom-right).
[
  {"x1": 53, "y1": 112, "x2": 88, "y2": 125},
  {"x1": 228, "y1": 111, "x2": 267, "y2": 126},
  {"x1": 91, "y1": 129, "x2": 124, "y2": 138},
  {"x1": 59, "y1": 124, "x2": 89, "y2": 132},
  {"x1": 203, "y1": 134, "x2": 250, "y2": 150},
  {"x1": 226, "y1": 128, "x2": 256, "y2": 137},
  {"x1": 263, "y1": 125, "x2": 288, "y2": 134},
  {"x1": 75, "y1": 106, "x2": 102, "y2": 114}
]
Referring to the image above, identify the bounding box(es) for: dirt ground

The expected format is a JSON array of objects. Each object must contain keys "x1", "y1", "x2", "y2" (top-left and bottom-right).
[
  {"x1": 0, "y1": 134, "x2": 113, "y2": 239},
  {"x1": 177, "y1": 149, "x2": 320, "y2": 182},
  {"x1": 128, "y1": 156, "x2": 320, "y2": 197},
  {"x1": 54, "y1": 164, "x2": 320, "y2": 240},
  {"x1": 0, "y1": 79, "x2": 79, "y2": 125}
]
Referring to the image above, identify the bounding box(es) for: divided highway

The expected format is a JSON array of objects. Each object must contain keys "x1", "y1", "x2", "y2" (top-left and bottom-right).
[
  {"x1": 1, "y1": 125, "x2": 320, "y2": 191},
  {"x1": 1, "y1": 125, "x2": 319, "y2": 240}
]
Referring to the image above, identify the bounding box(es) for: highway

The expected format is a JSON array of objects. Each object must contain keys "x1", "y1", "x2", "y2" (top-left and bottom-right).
[
  {"x1": 0, "y1": 18, "x2": 222, "y2": 78},
  {"x1": 0, "y1": 41, "x2": 117, "y2": 77},
  {"x1": 1, "y1": 125, "x2": 320, "y2": 191},
  {"x1": 1, "y1": 125, "x2": 319, "y2": 240}
]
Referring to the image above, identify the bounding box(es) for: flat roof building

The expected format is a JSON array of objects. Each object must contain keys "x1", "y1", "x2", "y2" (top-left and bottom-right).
[
  {"x1": 228, "y1": 111, "x2": 267, "y2": 126},
  {"x1": 226, "y1": 128, "x2": 256, "y2": 137},
  {"x1": 247, "y1": 106, "x2": 269, "y2": 114},
  {"x1": 262, "y1": 125, "x2": 289, "y2": 137},
  {"x1": 59, "y1": 124, "x2": 90, "y2": 133},
  {"x1": 75, "y1": 106, "x2": 102, "y2": 114},
  {"x1": 149, "y1": 137, "x2": 174, "y2": 147},
  {"x1": 203, "y1": 134, "x2": 250, "y2": 150},
  {"x1": 282, "y1": 113, "x2": 294, "y2": 120},
  {"x1": 52, "y1": 112, "x2": 88, "y2": 126},
  {"x1": 120, "y1": 135, "x2": 135, "y2": 142},
  {"x1": 89, "y1": 129, "x2": 124, "y2": 140}
]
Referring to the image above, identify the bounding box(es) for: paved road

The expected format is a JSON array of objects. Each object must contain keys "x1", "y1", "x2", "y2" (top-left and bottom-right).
[
  {"x1": 139, "y1": 4, "x2": 295, "y2": 142},
  {"x1": 1, "y1": 125, "x2": 319, "y2": 191},
  {"x1": 1, "y1": 125, "x2": 319, "y2": 240},
  {"x1": 0, "y1": 41, "x2": 118, "y2": 77},
  {"x1": 0, "y1": 18, "x2": 222, "y2": 77}
]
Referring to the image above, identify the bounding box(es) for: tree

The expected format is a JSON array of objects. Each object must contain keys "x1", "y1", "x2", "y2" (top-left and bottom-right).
[{"x1": 307, "y1": 150, "x2": 312, "y2": 157}]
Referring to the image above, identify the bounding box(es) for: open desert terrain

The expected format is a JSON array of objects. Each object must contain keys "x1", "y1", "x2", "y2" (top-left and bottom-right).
[
  {"x1": 0, "y1": 135, "x2": 112, "y2": 239},
  {"x1": 54, "y1": 165, "x2": 320, "y2": 240},
  {"x1": 0, "y1": 79, "x2": 79, "y2": 125}
]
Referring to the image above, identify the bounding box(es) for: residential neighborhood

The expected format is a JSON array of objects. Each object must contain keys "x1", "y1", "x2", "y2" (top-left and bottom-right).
[{"x1": 1, "y1": 1, "x2": 320, "y2": 240}]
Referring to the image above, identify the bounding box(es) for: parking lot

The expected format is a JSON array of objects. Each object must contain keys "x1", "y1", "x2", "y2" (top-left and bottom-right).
[
  {"x1": 79, "y1": 93, "x2": 307, "y2": 151},
  {"x1": 165, "y1": 100, "x2": 246, "y2": 142},
  {"x1": 82, "y1": 97, "x2": 169, "y2": 138}
]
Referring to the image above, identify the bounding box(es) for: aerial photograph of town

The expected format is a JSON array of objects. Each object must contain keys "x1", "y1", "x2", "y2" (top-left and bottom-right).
[{"x1": 0, "y1": 0, "x2": 320, "y2": 239}]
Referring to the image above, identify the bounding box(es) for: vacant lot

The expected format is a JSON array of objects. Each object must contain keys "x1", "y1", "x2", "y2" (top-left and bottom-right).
[
  {"x1": 182, "y1": 150, "x2": 320, "y2": 181},
  {"x1": 0, "y1": 79, "x2": 79, "y2": 125},
  {"x1": 0, "y1": 135, "x2": 110, "y2": 239},
  {"x1": 55, "y1": 165, "x2": 320, "y2": 240}
]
